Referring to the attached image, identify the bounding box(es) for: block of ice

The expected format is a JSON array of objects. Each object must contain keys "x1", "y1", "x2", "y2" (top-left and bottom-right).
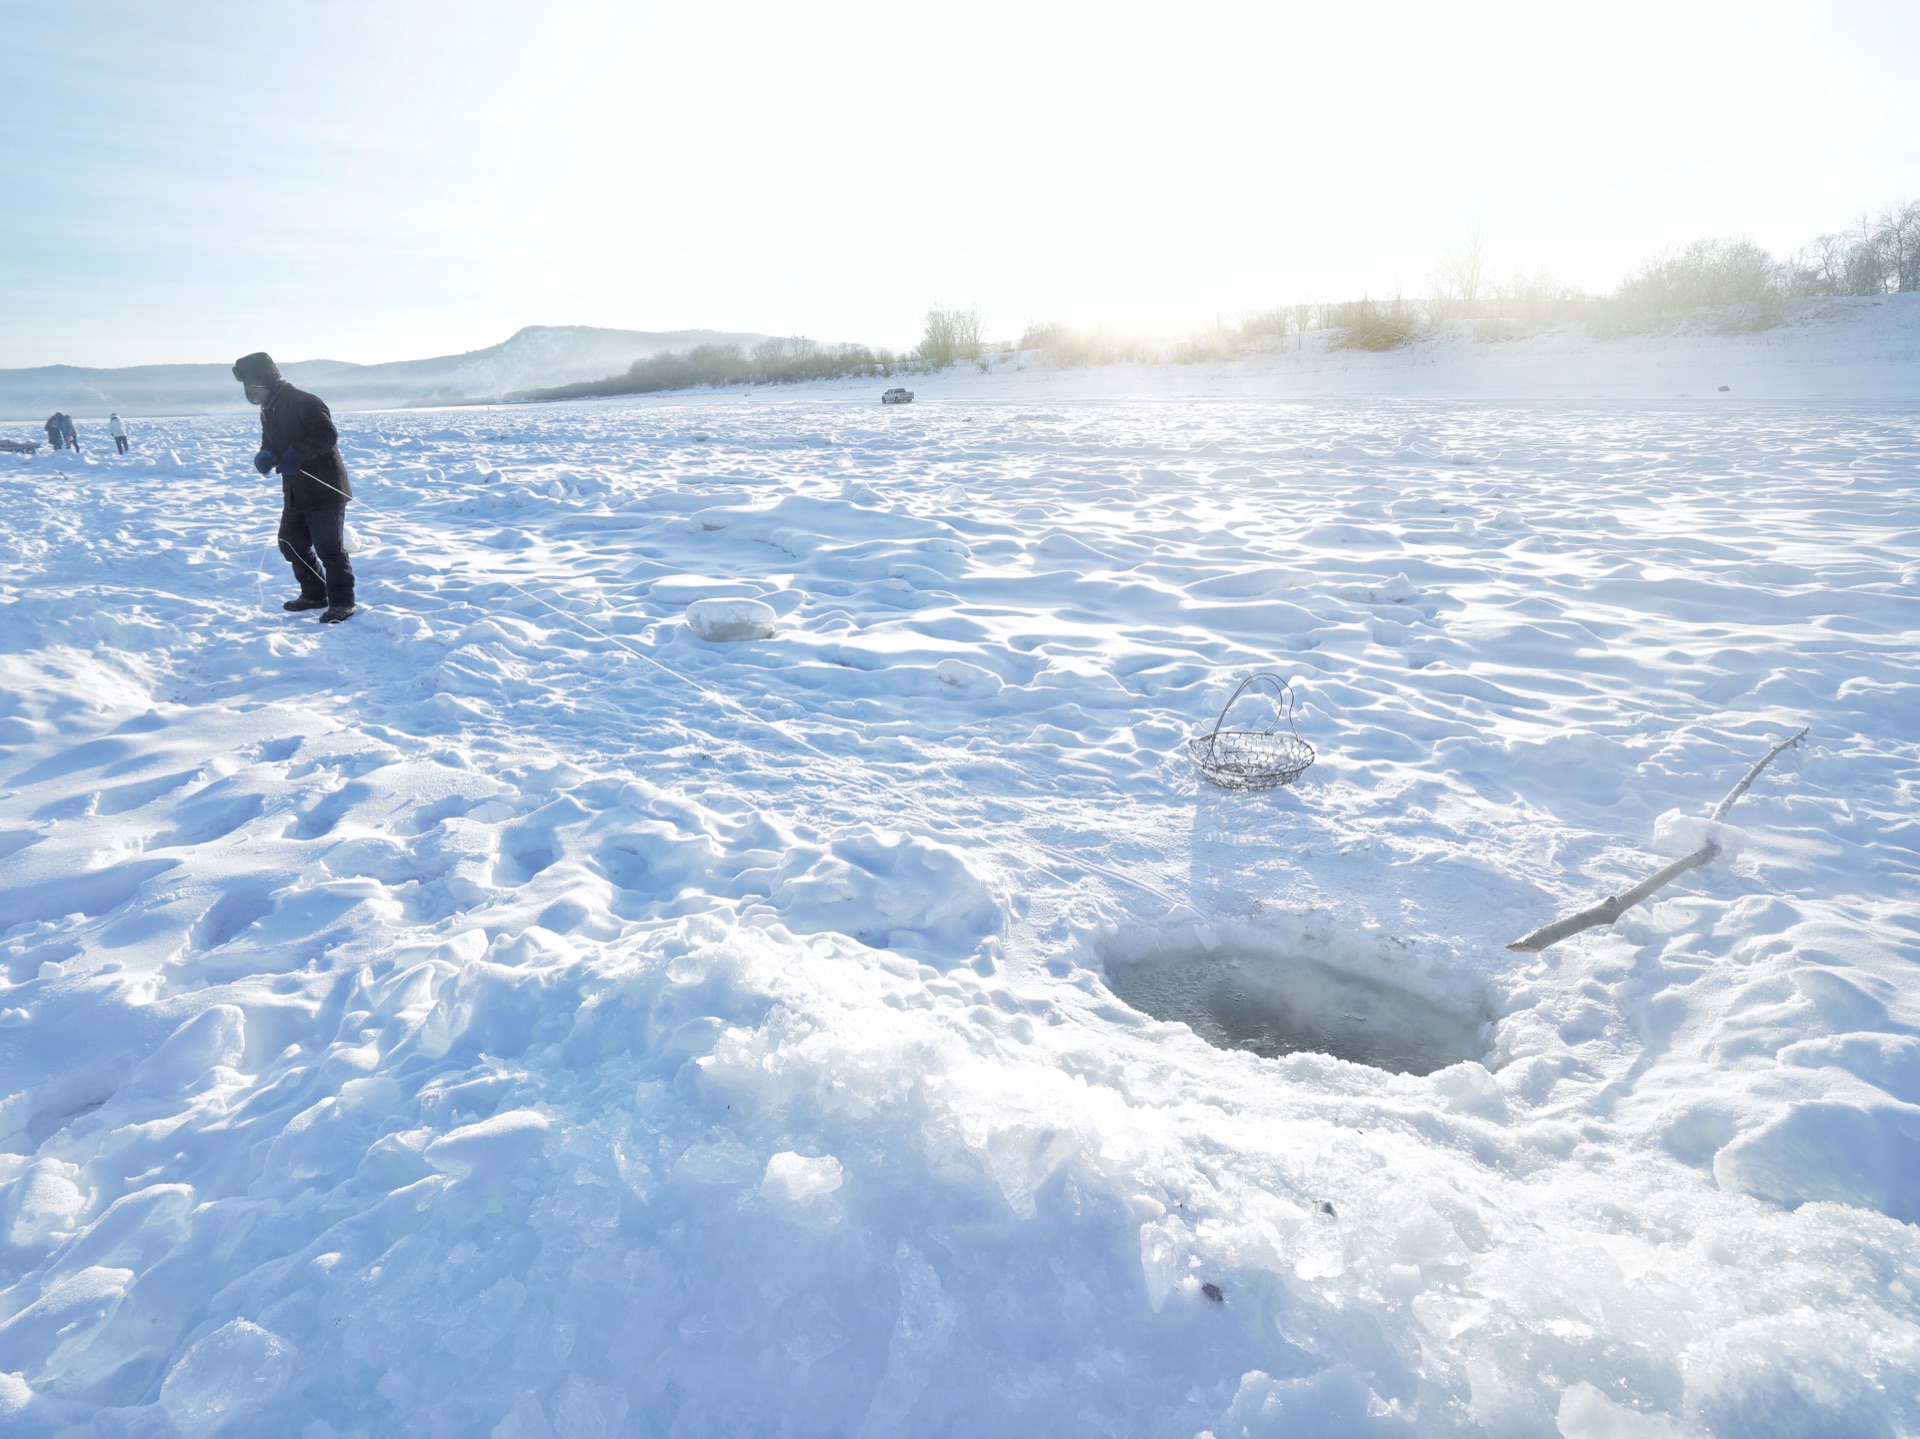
[
  {"x1": 0, "y1": 1266, "x2": 131, "y2": 1380},
  {"x1": 762, "y1": 1151, "x2": 843, "y2": 1213},
  {"x1": 158, "y1": 1320, "x2": 293, "y2": 1432},
  {"x1": 1, "y1": 1159, "x2": 87, "y2": 1249},
  {"x1": 550, "y1": 1373, "x2": 629, "y2": 1439},
  {"x1": 424, "y1": 1109, "x2": 552, "y2": 1178},
  {"x1": 1209, "y1": 1365, "x2": 1414, "y2": 1437},
  {"x1": 857, "y1": 1244, "x2": 958, "y2": 1438},
  {"x1": 685, "y1": 597, "x2": 776, "y2": 642}
]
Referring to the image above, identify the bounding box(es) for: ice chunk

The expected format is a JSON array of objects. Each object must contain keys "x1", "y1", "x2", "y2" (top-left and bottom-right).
[
  {"x1": 1209, "y1": 1365, "x2": 1414, "y2": 1437},
  {"x1": 424, "y1": 1109, "x2": 552, "y2": 1178},
  {"x1": 159, "y1": 1319, "x2": 293, "y2": 1432},
  {"x1": 1138, "y1": 1214, "x2": 1191, "y2": 1310},
  {"x1": 685, "y1": 597, "x2": 776, "y2": 642},
  {"x1": 492, "y1": 1394, "x2": 556, "y2": 1439},
  {"x1": 761, "y1": 1151, "x2": 843, "y2": 1213},
  {"x1": 53, "y1": 1183, "x2": 193, "y2": 1273},
  {"x1": 0, "y1": 1266, "x2": 131, "y2": 1379},
  {"x1": 856, "y1": 1244, "x2": 958, "y2": 1438},
  {"x1": 2, "y1": 1159, "x2": 86, "y2": 1247},
  {"x1": 673, "y1": 1133, "x2": 760, "y2": 1186},
  {"x1": 550, "y1": 1373, "x2": 628, "y2": 1439}
]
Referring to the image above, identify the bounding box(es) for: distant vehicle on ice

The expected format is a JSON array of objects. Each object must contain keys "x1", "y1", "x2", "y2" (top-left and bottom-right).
[{"x1": 881, "y1": 387, "x2": 914, "y2": 404}]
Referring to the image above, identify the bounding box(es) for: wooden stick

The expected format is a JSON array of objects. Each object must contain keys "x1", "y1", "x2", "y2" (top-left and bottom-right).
[
  {"x1": 1507, "y1": 843, "x2": 1718, "y2": 952},
  {"x1": 1506, "y1": 727, "x2": 1808, "y2": 953},
  {"x1": 1710, "y1": 726, "x2": 1809, "y2": 821}
]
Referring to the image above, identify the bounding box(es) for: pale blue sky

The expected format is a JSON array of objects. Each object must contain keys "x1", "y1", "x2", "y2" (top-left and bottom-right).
[{"x1": 3, "y1": 0, "x2": 1917, "y2": 368}]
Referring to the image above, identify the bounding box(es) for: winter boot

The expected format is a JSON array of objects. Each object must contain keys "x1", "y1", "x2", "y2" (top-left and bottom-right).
[
  {"x1": 283, "y1": 597, "x2": 328, "y2": 612},
  {"x1": 318, "y1": 605, "x2": 358, "y2": 625}
]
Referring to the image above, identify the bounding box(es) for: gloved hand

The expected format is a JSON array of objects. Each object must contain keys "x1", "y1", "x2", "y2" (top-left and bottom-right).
[
  {"x1": 253, "y1": 447, "x2": 276, "y2": 475},
  {"x1": 274, "y1": 444, "x2": 311, "y2": 479}
]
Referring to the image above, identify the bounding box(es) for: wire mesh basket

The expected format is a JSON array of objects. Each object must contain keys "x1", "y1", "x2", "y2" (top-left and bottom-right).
[{"x1": 1187, "y1": 673, "x2": 1315, "y2": 790}]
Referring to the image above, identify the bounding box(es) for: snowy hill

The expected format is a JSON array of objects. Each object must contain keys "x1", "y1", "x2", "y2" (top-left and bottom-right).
[{"x1": 0, "y1": 325, "x2": 776, "y2": 421}]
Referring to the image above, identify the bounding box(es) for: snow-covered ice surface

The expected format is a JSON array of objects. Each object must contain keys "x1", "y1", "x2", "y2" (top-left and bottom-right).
[{"x1": 2, "y1": 376, "x2": 1918, "y2": 1437}]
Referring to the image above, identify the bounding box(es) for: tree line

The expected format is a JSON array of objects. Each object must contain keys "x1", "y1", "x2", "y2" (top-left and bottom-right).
[
  {"x1": 512, "y1": 306, "x2": 997, "y2": 403},
  {"x1": 1025, "y1": 196, "x2": 1920, "y2": 360},
  {"x1": 513, "y1": 337, "x2": 916, "y2": 402},
  {"x1": 514, "y1": 196, "x2": 1920, "y2": 401}
]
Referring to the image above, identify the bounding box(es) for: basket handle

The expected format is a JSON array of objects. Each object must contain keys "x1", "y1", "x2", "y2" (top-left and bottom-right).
[{"x1": 1207, "y1": 673, "x2": 1298, "y2": 742}]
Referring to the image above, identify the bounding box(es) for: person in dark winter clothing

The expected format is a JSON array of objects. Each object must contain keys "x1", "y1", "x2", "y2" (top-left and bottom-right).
[
  {"x1": 58, "y1": 414, "x2": 79, "y2": 451},
  {"x1": 234, "y1": 351, "x2": 357, "y2": 623},
  {"x1": 44, "y1": 414, "x2": 64, "y2": 450}
]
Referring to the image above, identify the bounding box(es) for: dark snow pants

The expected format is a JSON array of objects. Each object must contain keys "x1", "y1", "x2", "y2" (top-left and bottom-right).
[
  {"x1": 115, "y1": 435, "x2": 128, "y2": 454},
  {"x1": 279, "y1": 503, "x2": 355, "y2": 608}
]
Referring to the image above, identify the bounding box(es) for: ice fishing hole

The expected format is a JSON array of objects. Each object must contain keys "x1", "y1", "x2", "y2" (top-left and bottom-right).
[{"x1": 1102, "y1": 939, "x2": 1490, "y2": 1076}]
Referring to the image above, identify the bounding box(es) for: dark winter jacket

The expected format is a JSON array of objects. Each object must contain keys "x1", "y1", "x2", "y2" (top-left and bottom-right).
[{"x1": 259, "y1": 381, "x2": 352, "y2": 508}]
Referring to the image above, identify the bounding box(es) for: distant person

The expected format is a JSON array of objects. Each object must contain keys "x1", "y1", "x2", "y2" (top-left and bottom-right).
[
  {"x1": 109, "y1": 413, "x2": 129, "y2": 454},
  {"x1": 44, "y1": 414, "x2": 63, "y2": 450},
  {"x1": 58, "y1": 413, "x2": 79, "y2": 451},
  {"x1": 234, "y1": 351, "x2": 357, "y2": 623}
]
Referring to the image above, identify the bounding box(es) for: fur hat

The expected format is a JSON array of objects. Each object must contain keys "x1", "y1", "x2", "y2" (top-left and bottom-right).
[{"x1": 232, "y1": 352, "x2": 282, "y2": 386}]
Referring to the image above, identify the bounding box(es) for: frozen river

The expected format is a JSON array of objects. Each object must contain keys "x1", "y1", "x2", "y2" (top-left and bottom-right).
[{"x1": 2, "y1": 394, "x2": 1917, "y2": 1436}]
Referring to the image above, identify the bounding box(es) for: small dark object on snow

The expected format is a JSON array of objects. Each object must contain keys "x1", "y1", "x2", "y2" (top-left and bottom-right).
[
  {"x1": 882, "y1": 387, "x2": 915, "y2": 404},
  {"x1": 1201, "y1": 1282, "x2": 1224, "y2": 1303},
  {"x1": 0, "y1": 438, "x2": 38, "y2": 454},
  {"x1": 318, "y1": 604, "x2": 357, "y2": 624},
  {"x1": 1188, "y1": 673, "x2": 1315, "y2": 790},
  {"x1": 1317, "y1": 1200, "x2": 1336, "y2": 1217},
  {"x1": 1718, "y1": 385, "x2": 1731, "y2": 392},
  {"x1": 283, "y1": 597, "x2": 328, "y2": 612}
]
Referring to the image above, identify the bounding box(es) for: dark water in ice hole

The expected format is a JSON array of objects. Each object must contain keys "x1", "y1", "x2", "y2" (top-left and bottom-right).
[{"x1": 1103, "y1": 947, "x2": 1488, "y2": 1077}]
